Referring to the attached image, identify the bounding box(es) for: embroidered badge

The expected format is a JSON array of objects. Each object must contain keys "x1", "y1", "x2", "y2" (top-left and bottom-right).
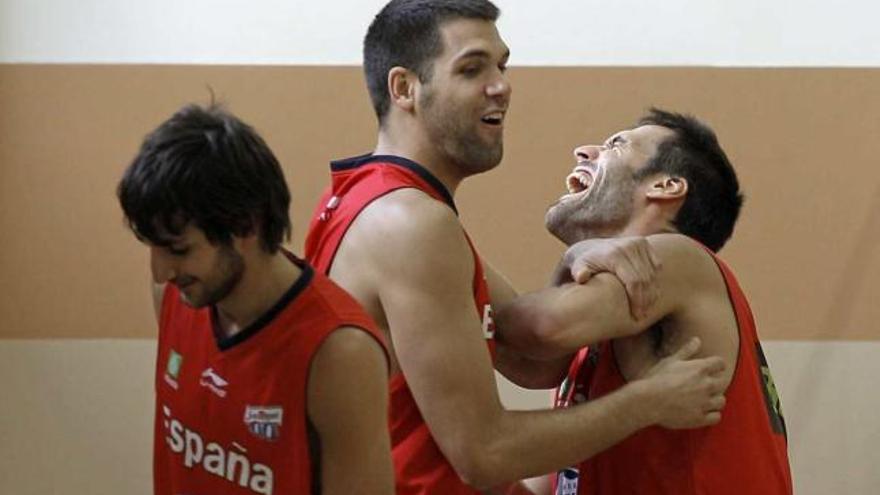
[{"x1": 244, "y1": 406, "x2": 284, "y2": 441}]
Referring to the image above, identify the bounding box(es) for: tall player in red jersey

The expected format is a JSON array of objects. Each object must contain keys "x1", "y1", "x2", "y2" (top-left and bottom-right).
[
  {"x1": 117, "y1": 104, "x2": 394, "y2": 495},
  {"x1": 305, "y1": 1, "x2": 730, "y2": 493},
  {"x1": 497, "y1": 109, "x2": 793, "y2": 494}
]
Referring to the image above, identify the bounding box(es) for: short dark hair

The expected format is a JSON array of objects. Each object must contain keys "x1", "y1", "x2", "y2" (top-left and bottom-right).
[
  {"x1": 635, "y1": 108, "x2": 744, "y2": 252},
  {"x1": 363, "y1": 0, "x2": 499, "y2": 123},
  {"x1": 117, "y1": 103, "x2": 291, "y2": 253}
]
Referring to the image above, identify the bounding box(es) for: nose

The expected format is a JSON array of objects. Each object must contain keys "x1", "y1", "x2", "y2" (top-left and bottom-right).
[
  {"x1": 486, "y1": 70, "x2": 512, "y2": 102},
  {"x1": 150, "y1": 247, "x2": 177, "y2": 284},
  {"x1": 573, "y1": 144, "x2": 601, "y2": 162}
]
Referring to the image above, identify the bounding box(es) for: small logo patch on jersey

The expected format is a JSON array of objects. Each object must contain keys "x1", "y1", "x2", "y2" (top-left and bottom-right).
[
  {"x1": 244, "y1": 406, "x2": 283, "y2": 442},
  {"x1": 200, "y1": 367, "x2": 229, "y2": 398},
  {"x1": 163, "y1": 350, "x2": 183, "y2": 389},
  {"x1": 555, "y1": 467, "x2": 579, "y2": 495},
  {"x1": 481, "y1": 304, "x2": 496, "y2": 339},
  {"x1": 755, "y1": 343, "x2": 787, "y2": 437}
]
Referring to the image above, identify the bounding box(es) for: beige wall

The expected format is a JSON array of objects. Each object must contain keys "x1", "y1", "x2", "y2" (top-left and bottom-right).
[{"x1": 1, "y1": 64, "x2": 879, "y2": 493}]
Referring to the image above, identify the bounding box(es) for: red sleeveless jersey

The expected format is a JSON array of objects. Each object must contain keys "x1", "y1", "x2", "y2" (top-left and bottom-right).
[
  {"x1": 153, "y1": 255, "x2": 386, "y2": 495},
  {"x1": 304, "y1": 154, "x2": 496, "y2": 495},
  {"x1": 554, "y1": 247, "x2": 792, "y2": 495}
]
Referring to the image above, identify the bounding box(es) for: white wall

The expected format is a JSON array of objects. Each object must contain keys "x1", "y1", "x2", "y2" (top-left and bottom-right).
[{"x1": 1, "y1": 0, "x2": 878, "y2": 66}]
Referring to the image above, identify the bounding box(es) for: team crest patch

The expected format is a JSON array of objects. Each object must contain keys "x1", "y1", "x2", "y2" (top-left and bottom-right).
[
  {"x1": 163, "y1": 349, "x2": 183, "y2": 389},
  {"x1": 244, "y1": 406, "x2": 284, "y2": 441}
]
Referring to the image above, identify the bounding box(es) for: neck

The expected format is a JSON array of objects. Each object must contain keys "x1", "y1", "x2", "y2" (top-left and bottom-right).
[
  {"x1": 214, "y1": 250, "x2": 301, "y2": 338},
  {"x1": 571, "y1": 214, "x2": 677, "y2": 246},
  {"x1": 375, "y1": 124, "x2": 464, "y2": 195}
]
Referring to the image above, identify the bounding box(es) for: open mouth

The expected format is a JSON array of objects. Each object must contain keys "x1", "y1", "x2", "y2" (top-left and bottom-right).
[
  {"x1": 565, "y1": 165, "x2": 594, "y2": 195},
  {"x1": 480, "y1": 111, "x2": 505, "y2": 126}
]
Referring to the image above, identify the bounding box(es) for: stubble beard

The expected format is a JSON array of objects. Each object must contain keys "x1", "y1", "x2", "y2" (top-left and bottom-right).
[
  {"x1": 545, "y1": 169, "x2": 638, "y2": 246},
  {"x1": 180, "y1": 245, "x2": 245, "y2": 308},
  {"x1": 421, "y1": 91, "x2": 503, "y2": 176}
]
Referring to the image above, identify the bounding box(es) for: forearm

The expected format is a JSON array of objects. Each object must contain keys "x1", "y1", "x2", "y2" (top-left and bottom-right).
[
  {"x1": 494, "y1": 342, "x2": 571, "y2": 389},
  {"x1": 496, "y1": 275, "x2": 634, "y2": 360},
  {"x1": 467, "y1": 380, "x2": 655, "y2": 487}
]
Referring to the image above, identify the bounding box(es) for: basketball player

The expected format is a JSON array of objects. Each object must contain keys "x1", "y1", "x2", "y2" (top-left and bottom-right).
[
  {"x1": 497, "y1": 109, "x2": 793, "y2": 494},
  {"x1": 305, "y1": 1, "x2": 728, "y2": 492},
  {"x1": 117, "y1": 103, "x2": 394, "y2": 494}
]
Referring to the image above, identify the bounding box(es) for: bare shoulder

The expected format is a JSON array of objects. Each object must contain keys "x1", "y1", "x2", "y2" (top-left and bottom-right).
[
  {"x1": 646, "y1": 233, "x2": 725, "y2": 291},
  {"x1": 354, "y1": 188, "x2": 473, "y2": 279},
  {"x1": 312, "y1": 326, "x2": 388, "y2": 372},
  {"x1": 648, "y1": 235, "x2": 739, "y2": 380},
  {"x1": 308, "y1": 327, "x2": 389, "y2": 422},
  {"x1": 307, "y1": 325, "x2": 394, "y2": 493},
  {"x1": 361, "y1": 188, "x2": 465, "y2": 246}
]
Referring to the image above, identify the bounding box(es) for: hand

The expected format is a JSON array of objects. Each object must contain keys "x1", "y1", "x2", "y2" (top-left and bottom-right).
[
  {"x1": 639, "y1": 337, "x2": 727, "y2": 429},
  {"x1": 563, "y1": 237, "x2": 661, "y2": 319}
]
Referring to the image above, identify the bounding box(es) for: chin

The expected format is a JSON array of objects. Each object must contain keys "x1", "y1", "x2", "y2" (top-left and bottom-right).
[
  {"x1": 544, "y1": 207, "x2": 569, "y2": 243},
  {"x1": 178, "y1": 294, "x2": 203, "y2": 308},
  {"x1": 473, "y1": 150, "x2": 503, "y2": 173}
]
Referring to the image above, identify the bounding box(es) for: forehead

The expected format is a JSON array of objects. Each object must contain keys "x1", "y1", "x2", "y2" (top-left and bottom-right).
[{"x1": 436, "y1": 17, "x2": 508, "y2": 63}]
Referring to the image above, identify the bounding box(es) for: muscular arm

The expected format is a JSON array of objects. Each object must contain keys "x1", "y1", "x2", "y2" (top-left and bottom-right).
[
  {"x1": 349, "y1": 192, "x2": 723, "y2": 488},
  {"x1": 495, "y1": 234, "x2": 732, "y2": 368},
  {"x1": 485, "y1": 263, "x2": 572, "y2": 389},
  {"x1": 307, "y1": 327, "x2": 394, "y2": 495}
]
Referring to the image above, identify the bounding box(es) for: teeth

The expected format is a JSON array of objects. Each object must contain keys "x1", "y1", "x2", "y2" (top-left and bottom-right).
[
  {"x1": 565, "y1": 169, "x2": 593, "y2": 194},
  {"x1": 482, "y1": 111, "x2": 504, "y2": 124}
]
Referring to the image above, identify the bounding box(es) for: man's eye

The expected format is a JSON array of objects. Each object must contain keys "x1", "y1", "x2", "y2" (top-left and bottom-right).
[{"x1": 461, "y1": 65, "x2": 481, "y2": 76}]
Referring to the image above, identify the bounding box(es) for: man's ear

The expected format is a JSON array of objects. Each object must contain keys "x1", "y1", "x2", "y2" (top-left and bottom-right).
[
  {"x1": 387, "y1": 66, "x2": 417, "y2": 112},
  {"x1": 232, "y1": 225, "x2": 262, "y2": 254},
  {"x1": 645, "y1": 176, "x2": 688, "y2": 201}
]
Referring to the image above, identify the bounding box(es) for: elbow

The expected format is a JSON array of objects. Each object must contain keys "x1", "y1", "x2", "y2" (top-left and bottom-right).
[
  {"x1": 449, "y1": 444, "x2": 506, "y2": 490},
  {"x1": 497, "y1": 309, "x2": 572, "y2": 361},
  {"x1": 440, "y1": 426, "x2": 509, "y2": 490},
  {"x1": 526, "y1": 313, "x2": 583, "y2": 360}
]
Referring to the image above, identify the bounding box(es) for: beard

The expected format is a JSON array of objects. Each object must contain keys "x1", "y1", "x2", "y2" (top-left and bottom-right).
[
  {"x1": 545, "y1": 166, "x2": 638, "y2": 245},
  {"x1": 420, "y1": 89, "x2": 503, "y2": 175},
  {"x1": 177, "y1": 245, "x2": 245, "y2": 308}
]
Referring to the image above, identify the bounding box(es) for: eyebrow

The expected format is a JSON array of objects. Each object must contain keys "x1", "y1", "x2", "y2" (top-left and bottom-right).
[
  {"x1": 605, "y1": 134, "x2": 626, "y2": 147},
  {"x1": 454, "y1": 47, "x2": 510, "y2": 64}
]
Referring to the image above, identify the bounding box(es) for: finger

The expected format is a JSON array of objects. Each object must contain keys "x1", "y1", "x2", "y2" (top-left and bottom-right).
[
  {"x1": 701, "y1": 356, "x2": 726, "y2": 376},
  {"x1": 569, "y1": 256, "x2": 598, "y2": 284},
  {"x1": 611, "y1": 249, "x2": 649, "y2": 318},
  {"x1": 573, "y1": 265, "x2": 595, "y2": 284},
  {"x1": 636, "y1": 239, "x2": 659, "y2": 276},
  {"x1": 630, "y1": 282, "x2": 652, "y2": 320},
  {"x1": 618, "y1": 266, "x2": 647, "y2": 319},
  {"x1": 639, "y1": 243, "x2": 661, "y2": 307},
  {"x1": 626, "y1": 245, "x2": 657, "y2": 318},
  {"x1": 707, "y1": 375, "x2": 728, "y2": 395},
  {"x1": 638, "y1": 280, "x2": 659, "y2": 319},
  {"x1": 707, "y1": 394, "x2": 726, "y2": 412},
  {"x1": 703, "y1": 411, "x2": 722, "y2": 426},
  {"x1": 672, "y1": 336, "x2": 702, "y2": 359},
  {"x1": 646, "y1": 241, "x2": 662, "y2": 270}
]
